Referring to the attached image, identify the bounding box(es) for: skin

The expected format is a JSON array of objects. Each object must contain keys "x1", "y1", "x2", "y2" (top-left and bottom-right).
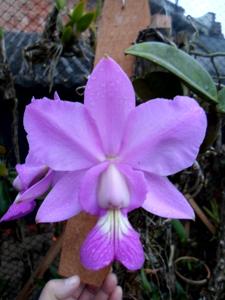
[{"x1": 39, "y1": 273, "x2": 123, "y2": 300}]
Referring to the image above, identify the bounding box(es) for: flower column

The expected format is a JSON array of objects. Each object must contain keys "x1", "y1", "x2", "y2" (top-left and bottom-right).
[{"x1": 58, "y1": 0, "x2": 151, "y2": 286}]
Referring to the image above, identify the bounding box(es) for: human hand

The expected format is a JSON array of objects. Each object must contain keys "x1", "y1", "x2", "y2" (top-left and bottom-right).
[{"x1": 39, "y1": 273, "x2": 122, "y2": 300}]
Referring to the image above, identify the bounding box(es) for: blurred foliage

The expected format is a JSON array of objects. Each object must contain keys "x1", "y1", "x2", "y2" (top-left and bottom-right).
[
  {"x1": 171, "y1": 220, "x2": 188, "y2": 244},
  {"x1": 59, "y1": 0, "x2": 95, "y2": 49}
]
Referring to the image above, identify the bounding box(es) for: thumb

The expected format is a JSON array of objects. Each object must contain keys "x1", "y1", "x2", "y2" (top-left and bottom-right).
[{"x1": 39, "y1": 276, "x2": 80, "y2": 300}]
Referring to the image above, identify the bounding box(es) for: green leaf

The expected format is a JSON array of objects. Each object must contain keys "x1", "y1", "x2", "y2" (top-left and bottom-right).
[
  {"x1": 217, "y1": 87, "x2": 225, "y2": 113},
  {"x1": 61, "y1": 25, "x2": 73, "y2": 44},
  {"x1": 76, "y1": 12, "x2": 95, "y2": 32},
  {"x1": 70, "y1": 1, "x2": 85, "y2": 23},
  {"x1": 55, "y1": 0, "x2": 66, "y2": 11},
  {"x1": 171, "y1": 220, "x2": 187, "y2": 243},
  {"x1": 125, "y1": 42, "x2": 218, "y2": 103}
]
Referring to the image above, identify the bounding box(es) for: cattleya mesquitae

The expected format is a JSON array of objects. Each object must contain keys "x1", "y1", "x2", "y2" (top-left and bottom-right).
[{"x1": 0, "y1": 57, "x2": 207, "y2": 270}]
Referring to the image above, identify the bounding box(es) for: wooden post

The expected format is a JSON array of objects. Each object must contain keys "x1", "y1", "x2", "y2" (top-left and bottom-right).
[{"x1": 58, "y1": 0, "x2": 151, "y2": 287}]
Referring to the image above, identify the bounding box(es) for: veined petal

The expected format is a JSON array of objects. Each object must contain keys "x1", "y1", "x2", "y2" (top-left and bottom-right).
[
  {"x1": 120, "y1": 96, "x2": 207, "y2": 176},
  {"x1": 84, "y1": 57, "x2": 135, "y2": 156},
  {"x1": 17, "y1": 170, "x2": 53, "y2": 202},
  {"x1": 80, "y1": 212, "x2": 114, "y2": 270},
  {"x1": 0, "y1": 200, "x2": 36, "y2": 222},
  {"x1": 80, "y1": 210, "x2": 144, "y2": 270},
  {"x1": 142, "y1": 173, "x2": 194, "y2": 219},
  {"x1": 114, "y1": 211, "x2": 144, "y2": 270},
  {"x1": 36, "y1": 171, "x2": 84, "y2": 223},
  {"x1": 24, "y1": 99, "x2": 105, "y2": 171}
]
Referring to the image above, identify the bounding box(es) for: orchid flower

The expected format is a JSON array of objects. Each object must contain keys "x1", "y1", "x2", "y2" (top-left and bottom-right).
[
  {"x1": 0, "y1": 93, "x2": 62, "y2": 222},
  {"x1": 0, "y1": 151, "x2": 53, "y2": 222},
  {"x1": 0, "y1": 57, "x2": 207, "y2": 270}
]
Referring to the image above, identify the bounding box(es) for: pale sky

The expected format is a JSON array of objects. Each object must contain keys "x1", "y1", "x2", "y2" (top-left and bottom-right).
[{"x1": 173, "y1": 0, "x2": 225, "y2": 34}]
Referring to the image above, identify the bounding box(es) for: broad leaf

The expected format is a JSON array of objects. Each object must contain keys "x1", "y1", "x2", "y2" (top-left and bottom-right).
[
  {"x1": 76, "y1": 12, "x2": 95, "y2": 32},
  {"x1": 217, "y1": 87, "x2": 225, "y2": 113},
  {"x1": 125, "y1": 42, "x2": 218, "y2": 103}
]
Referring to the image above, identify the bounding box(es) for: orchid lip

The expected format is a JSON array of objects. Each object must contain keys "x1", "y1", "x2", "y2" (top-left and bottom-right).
[
  {"x1": 80, "y1": 208, "x2": 145, "y2": 270},
  {"x1": 98, "y1": 164, "x2": 130, "y2": 209}
]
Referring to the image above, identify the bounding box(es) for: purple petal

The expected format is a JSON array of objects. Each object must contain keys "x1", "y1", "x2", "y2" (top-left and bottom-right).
[
  {"x1": 36, "y1": 171, "x2": 84, "y2": 223},
  {"x1": 120, "y1": 96, "x2": 207, "y2": 176},
  {"x1": 15, "y1": 164, "x2": 48, "y2": 190},
  {"x1": 79, "y1": 163, "x2": 108, "y2": 215},
  {"x1": 24, "y1": 99, "x2": 105, "y2": 171},
  {"x1": 0, "y1": 200, "x2": 36, "y2": 222},
  {"x1": 117, "y1": 164, "x2": 148, "y2": 212},
  {"x1": 84, "y1": 57, "x2": 135, "y2": 156},
  {"x1": 80, "y1": 210, "x2": 144, "y2": 270},
  {"x1": 80, "y1": 213, "x2": 114, "y2": 270},
  {"x1": 114, "y1": 212, "x2": 144, "y2": 270},
  {"x1": 17, "y1": 170, "x2": 53, "y2": 202},
  {"x1": 142, "y1": 173, "x2": 194, "y2": 219}
]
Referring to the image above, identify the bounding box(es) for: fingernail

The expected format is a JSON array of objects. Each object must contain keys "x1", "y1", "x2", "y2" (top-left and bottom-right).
[{"x1": 65, "y1": 275, "x2": 80, "y2": 286}]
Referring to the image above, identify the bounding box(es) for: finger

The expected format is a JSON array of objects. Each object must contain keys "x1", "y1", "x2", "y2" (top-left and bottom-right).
[
  {"x1": 102, "y1": 273, "x2": 118, "y2": 294},
  {"x1": 109, "y1": 286, "x2": 123, "y2": 300},
  {"x1": 72, "y1": 283, "x2": 85, "y2": 298},
  {"x1": 39, "y1": 276, "x2": 80, "y2": 300},
  {"x1": 93, "y1": 273, "x2": 118, "y2": 300},
  {"x1": 78, "y1": 287, "x2": 97, "y2": 300}
]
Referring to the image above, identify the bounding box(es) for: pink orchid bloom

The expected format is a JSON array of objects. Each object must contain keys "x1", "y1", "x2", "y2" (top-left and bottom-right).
[
  {"x1": 0, "y1": 93, "x2": 63, "y2": 222},
  {"x1": 0, "y1": 57, "x2": 207, "y2": 270},
  {"x1": 0, "y1": 152, "x2": 53, "y2": 222}
]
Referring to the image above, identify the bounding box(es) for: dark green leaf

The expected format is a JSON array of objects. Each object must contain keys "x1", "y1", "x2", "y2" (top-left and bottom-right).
[
  {"x1": 70, "y1": 1, "x2": 85, "y2": 23},
  {"x1": 133, "y1": 72, "x2": 183, "y2": 101},
  {"x1": 217, "y1": 87, "x2": 225, "y2": 113},
  {"x1": 76, "y1": 12, "x2": 95, "y2": 32},
  {"x1": 61, "y1": 26, "x2": 73, "y2": 44},
  {"x1": 125, "y1": 42, "x2": 218, "y2": 103}
]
